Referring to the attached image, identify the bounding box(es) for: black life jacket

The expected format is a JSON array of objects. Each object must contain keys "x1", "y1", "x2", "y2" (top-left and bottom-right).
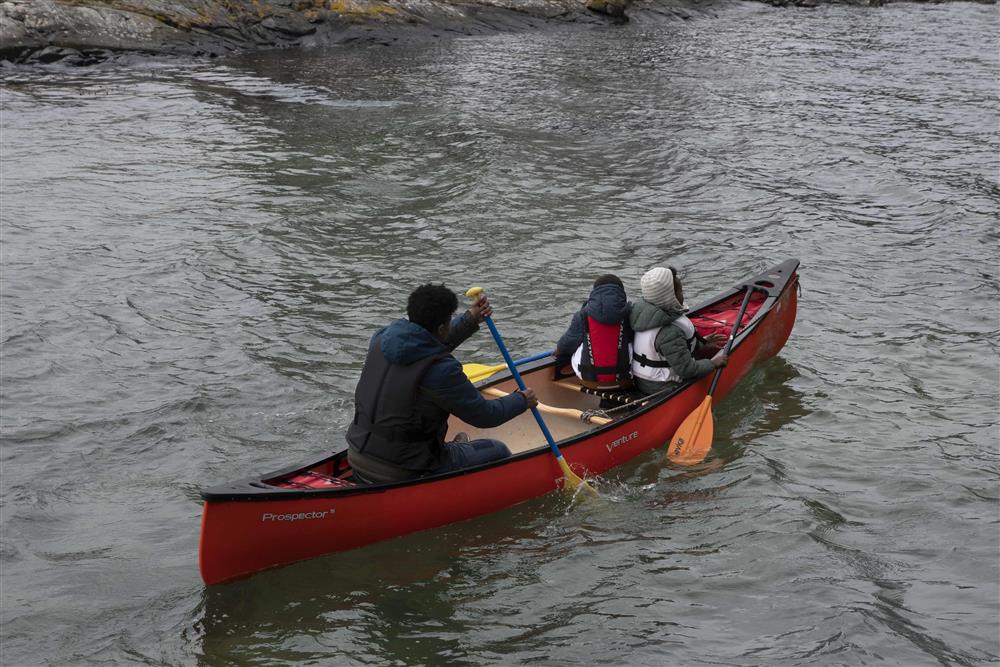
[
  {"x1": 577, "y1": 314, "x2": 633, "y2": 389},
  {"x1": 346, "y1": 334, "x2": 447, "y2": 480}
]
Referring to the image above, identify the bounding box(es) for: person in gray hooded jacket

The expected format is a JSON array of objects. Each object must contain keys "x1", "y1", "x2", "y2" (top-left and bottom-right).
[{"x1": 628, "y1": 266, "x2": 728, "y2": 395}]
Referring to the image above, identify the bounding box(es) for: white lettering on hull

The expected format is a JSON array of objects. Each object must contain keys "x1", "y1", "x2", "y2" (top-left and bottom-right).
[{"x1": 606, "y1": 431, "x2": 639, "y2": 453}]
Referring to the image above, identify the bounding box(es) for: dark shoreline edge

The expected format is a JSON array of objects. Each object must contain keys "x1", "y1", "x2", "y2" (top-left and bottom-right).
[{"x1": 1, "y1": 0, "x2": 994, "y2": 66}]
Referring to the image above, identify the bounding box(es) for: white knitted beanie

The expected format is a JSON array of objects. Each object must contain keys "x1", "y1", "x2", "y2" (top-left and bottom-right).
[{"x1": 641, "y1": 267, "x2": 683, "y2": 311}]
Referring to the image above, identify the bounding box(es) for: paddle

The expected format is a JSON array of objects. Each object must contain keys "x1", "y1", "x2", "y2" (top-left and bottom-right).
[
  {"x1": 482, "y1": 387, "x2": 612, "y2": 425},
  {"x1": 463, "y1": 350, "x2": 553, "y2": 384},
  {"x1": 666, "y1": 285, "x2": 756, "y2": 466},
  {"x1": 466, "y1": 287, "x2": 598, "y2": 495}
]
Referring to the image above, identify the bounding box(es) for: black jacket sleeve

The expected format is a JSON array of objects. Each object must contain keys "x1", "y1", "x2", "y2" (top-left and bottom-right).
[{"x1": 422, "y1": 357, "x2": 529, "y2": 428}]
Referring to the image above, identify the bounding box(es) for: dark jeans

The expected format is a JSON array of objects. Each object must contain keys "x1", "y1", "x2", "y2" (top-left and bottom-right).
[{"x1": 434, "y1": 438, "x2": 511, "y2": 474}]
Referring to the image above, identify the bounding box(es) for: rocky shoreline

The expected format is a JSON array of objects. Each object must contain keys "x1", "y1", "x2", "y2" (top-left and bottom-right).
[{"x1": 0, "y1": 0, "x2": 992, "y2": 65}]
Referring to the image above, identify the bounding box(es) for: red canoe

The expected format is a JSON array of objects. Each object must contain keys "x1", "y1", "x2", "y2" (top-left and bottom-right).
[{"x1": 199, "y1": 259, "x2": 801, "y2": 585}]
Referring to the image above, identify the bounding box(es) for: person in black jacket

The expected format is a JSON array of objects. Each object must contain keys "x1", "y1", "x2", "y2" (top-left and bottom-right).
[{"x1": 346, "y1": 284, "x2": 538, "y2": 484}]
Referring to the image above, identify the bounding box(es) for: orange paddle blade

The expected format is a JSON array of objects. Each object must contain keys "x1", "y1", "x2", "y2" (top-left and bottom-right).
[{"x1": 667, "y1": 395, "x2": 715, "y2": 465}]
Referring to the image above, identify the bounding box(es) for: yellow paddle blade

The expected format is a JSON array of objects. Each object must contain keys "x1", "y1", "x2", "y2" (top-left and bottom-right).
[
  {"x1": 557, "y1": 455, "x2": 599, "y2": 496},
  {"x1": 462, "y1": 362, "x2": 505, "y2": 383},
  {"x1": 666, "y1": 395, "x2": 715, "y2": 465}
]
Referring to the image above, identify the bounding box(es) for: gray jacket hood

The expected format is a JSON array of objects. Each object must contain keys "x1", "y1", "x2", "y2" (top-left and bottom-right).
[{"x1": 628, "y1": 298, "x2": 685, "y2": 332}]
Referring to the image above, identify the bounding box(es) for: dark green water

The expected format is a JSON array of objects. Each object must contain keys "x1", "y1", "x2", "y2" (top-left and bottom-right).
[{"x1": 2, "y1": 3, "x2": 998, "y2": 664}]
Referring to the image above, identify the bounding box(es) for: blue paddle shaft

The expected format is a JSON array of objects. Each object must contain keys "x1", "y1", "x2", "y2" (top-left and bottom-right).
[
  {"x1": 481, "y1": 316, "x2": 567, "y2": 459},
  {"x1": 511, "y1": 350, "x2": 554, "y2": 367}
]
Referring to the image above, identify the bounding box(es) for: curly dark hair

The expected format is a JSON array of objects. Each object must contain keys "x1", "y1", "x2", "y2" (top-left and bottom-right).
[{"x1": 407, "y1": 284, "x2": 458, "y2": 332}]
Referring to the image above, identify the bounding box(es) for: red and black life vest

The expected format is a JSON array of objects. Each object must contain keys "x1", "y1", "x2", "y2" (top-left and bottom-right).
[{"x1": 578, "y1": 315, "x2": 632, "y2": 389}]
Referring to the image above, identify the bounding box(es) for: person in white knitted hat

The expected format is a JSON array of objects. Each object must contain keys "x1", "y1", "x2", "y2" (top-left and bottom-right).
[{"x1": 628, "y1": 266, "x2": 727, "y2": 395}]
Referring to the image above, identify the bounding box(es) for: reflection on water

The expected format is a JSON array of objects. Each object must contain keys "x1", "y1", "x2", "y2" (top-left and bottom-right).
[
  {"x1": 197, "y1": 496, "x2": 569, "y2": 665},
  {"x1": 713, "y1": 356, "x2": 810, "y2": 460},
  {"x1": 603, "y1": 356, "x2": 810, "y2": 489},
  {"x1": 2, "y1": 2, "x2": 998, "y2": 665}
]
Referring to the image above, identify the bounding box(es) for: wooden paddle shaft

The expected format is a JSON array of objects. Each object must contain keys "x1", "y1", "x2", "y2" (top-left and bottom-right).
[{"x1": 483, "y1": 387, "x2": 612, "y2": 425}]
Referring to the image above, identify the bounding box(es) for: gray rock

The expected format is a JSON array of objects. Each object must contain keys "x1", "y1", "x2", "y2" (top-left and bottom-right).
[
  {"x1": 1, "y1": 0, "x2": 994, "y2": 64},
  {"x1": 586, "y1": 0, "x2": 628, "y2": 18}
]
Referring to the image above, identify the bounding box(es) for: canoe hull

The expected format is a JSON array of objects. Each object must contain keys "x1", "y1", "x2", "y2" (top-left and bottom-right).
[{"x1": 199, "y1": 260, "x2": 800, "y2": 585}]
